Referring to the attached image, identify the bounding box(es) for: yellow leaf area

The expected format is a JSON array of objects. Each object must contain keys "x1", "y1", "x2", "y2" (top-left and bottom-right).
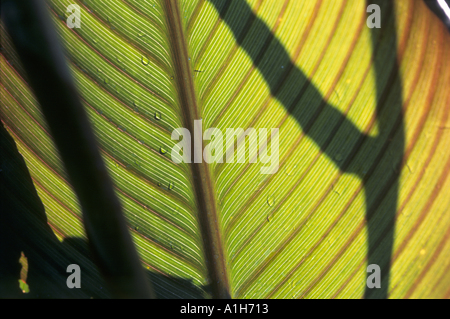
[
  {"x1": 294, "y1": 1, "x2": 450, "y2": 298},
  {"x1": 201, "y1": 0, "x2": 450, "y2": 298},
  {"x1": 1, "y1": 0, "x2": 449, "y2": 299}
]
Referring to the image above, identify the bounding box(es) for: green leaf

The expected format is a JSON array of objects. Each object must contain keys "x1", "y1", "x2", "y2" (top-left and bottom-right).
[{"x1": 1, "y1": 0, "x2": 450, "y2": 299}]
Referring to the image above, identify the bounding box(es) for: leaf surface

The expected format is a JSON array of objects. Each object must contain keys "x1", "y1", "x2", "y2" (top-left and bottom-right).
[{"x1": 1, "y1": 0, "x2": 450, "y2": 299}]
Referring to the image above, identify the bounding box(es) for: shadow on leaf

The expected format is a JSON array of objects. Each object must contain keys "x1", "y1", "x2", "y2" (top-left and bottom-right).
[
  {"x1": 0, "y1": 0, "x2": 406, "y2": 299},
  {"x1": 0, "y1": 122, "x2": 205, "y2": 299}
]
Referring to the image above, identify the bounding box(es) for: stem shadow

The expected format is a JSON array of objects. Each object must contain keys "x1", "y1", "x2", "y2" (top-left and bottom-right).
[
  {"x1": 0, "y1": 122, "x2": 206, "y2": 298},
  {"x1": 207, "y1": 0, "x2": 404, "y2": 298}
]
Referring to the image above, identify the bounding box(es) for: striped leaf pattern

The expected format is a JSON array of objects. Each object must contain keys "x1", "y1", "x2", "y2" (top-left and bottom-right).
[{"x1": 1, "y1": 0, "x2": 449, "y2": 298}]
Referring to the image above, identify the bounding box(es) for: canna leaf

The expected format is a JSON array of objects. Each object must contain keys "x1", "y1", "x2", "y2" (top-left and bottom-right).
[{"x1": 1, "y1": 0, "x2": 449, "y2": 299}]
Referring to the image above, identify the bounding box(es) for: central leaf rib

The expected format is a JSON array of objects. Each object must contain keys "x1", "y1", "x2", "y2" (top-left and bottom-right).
[{"x1": 164, "y1": 0, "x2": 230, "y2": 298}]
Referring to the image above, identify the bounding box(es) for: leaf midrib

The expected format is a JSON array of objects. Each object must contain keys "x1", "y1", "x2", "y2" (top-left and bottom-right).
[{"x1": 164, "y1": 0, "x2": 230, "y2": 298}]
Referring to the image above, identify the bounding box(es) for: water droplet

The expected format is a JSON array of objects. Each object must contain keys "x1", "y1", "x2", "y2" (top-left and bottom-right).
[
  {"x1": 160, "y1": 147, "x2": 167, "y2": 154},
  {"x1": 93, "y1": 39, "x2": 98, "y2": 44},
  {"x1": 138, "y1": 31, "x2": 145, "y2": 37},
  {"x1": 267, "y1": 214, "x2": 272, "y2": 222},
  {"x1": 267, "y1": 196, "x2": 274, "y2": 207},
  {"x1": 117, "y1": 56, "x2": 122, "y2": 63},
  {"x1": 111, "y1": 26, "x2": 116, "y2": 30},
  {"x1": 335, "y1": 153, "x2": 343, "y2": 162},
  {"x1": 104, "y1": 78, "x2": 110, "y2": 84},
  {"x1": 154, "y1": 111, "x2": 161, "y2": 120},
  {"x1": 188, "y1": 57, "x2": 191, "y2": 61},
  {"x1": 141, "y1": 56, "x2": 149, "y2": 65},
  {"x1": 170, "y1": 76, "x2": 174, "y2": 80},
  {"x1": 169, "y1": 182, "x2": 174, "y2": 190},
  {"x1": 285, "y1": 164, "x2": 297, "y2": 176},
  {"x1": 157, "y1": 182, "x2": 161, "y2": 187},
  {"x1": 135, "y1": 226, "x2": 139, "y2": 231}
]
